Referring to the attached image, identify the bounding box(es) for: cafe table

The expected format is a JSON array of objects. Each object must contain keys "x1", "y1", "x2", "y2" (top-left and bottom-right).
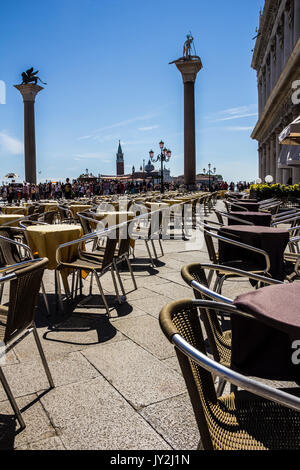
[
  {"x1": 219, "y1": 225, "x2": 290, "y2": 280},
  {"x1": 25, "y1": 224, "x2": 83, "y2": 270},
  {"x1": 231, "y1": 201, "x2": 261, "y2": 212},
  {"x1": 69, "y1": 204, "x2": 92, "y2": 220},
  {"x1": 232, "y1": 282, "x2": 300, "y2": 382},
  {"x1": 93, "y1": 211, "x2": 135, "y2": 227},
  {"x1": 38, "y1": 202, "x2": 59, "y2": 213},
  {"x1": 0, "y1": 214, "x2": 24, "y2": 226},
  {"x1": 1, "y1": 206, "x2": 29, "y2": 216},
  {"x1": 227, "y1": 211, "x2": 272, "y2": 227}
]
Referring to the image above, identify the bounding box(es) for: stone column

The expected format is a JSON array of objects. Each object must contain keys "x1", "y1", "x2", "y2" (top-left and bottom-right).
[
  {"x1": 14, "y1": 84, "x2": 43, "y2": 184},
  {"x1": 294, "y1": 0, "x2": 300, "y2": 45},
  {"x1": 173, "y1": 59, "x2": 202, "y2": 188},
  {"x1": 270, "y1": 37, "x2": 276, "y2": 89},
  {"x1": 275, "y1": 132, "x2": 282, "y2": 183},
  {"x1": 258, "y1": 76, "x2": 262, "y2": 115},
  {"x1": 284, "y1": 8, "x2": 290, "y2": 64},
  {"x1": 269, "y1": 135, "x2": 276, "y2": 180},
  {"x1": 292, "y1": 166, "x2": 300, "y2": 183},
  {"x1": 276, "y1": 26, "x2": 283, "y2": 81},
  {"x1": 282, "y1": 168, "x2": 291, "y2": 184}
]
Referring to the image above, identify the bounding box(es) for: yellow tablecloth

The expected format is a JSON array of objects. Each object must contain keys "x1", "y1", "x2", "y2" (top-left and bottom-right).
[
  {"x1": 26, "y1": 224, "x2": 83, "y2": 270},
  {"x1": 1, "y1": 206, "x2": 28, "y2": 216},
  {"x1": 0, "y1": 214, "x2": 24, "y2": 226},
  {"x1": 39, "y1": 203, "x2": 59, "y2": 213},
  {"x1": 69, "y1": 205, "x2": 92, "y2": 219}
]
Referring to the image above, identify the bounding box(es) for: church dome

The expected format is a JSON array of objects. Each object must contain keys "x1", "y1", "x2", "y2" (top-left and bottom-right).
[{"x1": 145, "y1": 159, "x2": 154, "y2": 173}]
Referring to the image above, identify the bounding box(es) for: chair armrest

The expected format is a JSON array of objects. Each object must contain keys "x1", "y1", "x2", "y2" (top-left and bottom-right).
[{"x1": 207, "y1": 231, "x2": 271, "y2": 274}]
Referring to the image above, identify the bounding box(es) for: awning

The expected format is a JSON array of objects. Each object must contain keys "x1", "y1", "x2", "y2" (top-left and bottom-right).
[
  {"x1": 279, "y1": 115, "x2": 300, "y2": 145},
  {"x1": 287, "y1": 146, "x2": 300, "y2": 166},
  {"x1": 278, "y1": 145, "x2": 290, "y2": 169}
]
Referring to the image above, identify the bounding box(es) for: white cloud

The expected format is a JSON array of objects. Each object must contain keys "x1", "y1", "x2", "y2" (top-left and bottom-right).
[
  {"x1": 225, "y1": 126, "x2": 254, "y2": 132},
  {"x1": 208, "y1": 105, "x2": 258, "y2": 123},
  {"x1": 78, "y1": 113, "x2": 157, "y2": 141},
  {"x1": 0, "y1": 131, "x2": 23, "y2": 154},
  {"x1": 138, "y1": 125, "x2": 159, "y2": 131}
]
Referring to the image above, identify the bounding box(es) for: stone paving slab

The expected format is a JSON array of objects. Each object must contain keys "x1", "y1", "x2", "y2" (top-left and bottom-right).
[
  {"x1": 0, "y1": 351, "x2": 99, "y2": 401},
  {"x1": 145, "y1": 282, "x2": 193, "y2": 301},
  {"x1": 0, "y1": 393, "x2": 56, "y2": 450},
  {"x1": 112, "y1": 315, "x2": 175, "y2": 360},
  {"x1": 140, "y1": 393, "x2": 199, "y2": 450},
  {"x1": 82, "y1": 340, "x2": 186, "y2": 410},
  {"x1": 128, "y1": 291, "x2": 174, "y2": 319},
  {"x1": 40, "y1": 377, "x2": 172, "y2": 450}
]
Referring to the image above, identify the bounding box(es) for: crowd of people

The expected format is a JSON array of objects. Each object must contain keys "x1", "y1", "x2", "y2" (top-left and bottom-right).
[{"x1": 0, "y1": 178, "x2": 253, "y2": 202}]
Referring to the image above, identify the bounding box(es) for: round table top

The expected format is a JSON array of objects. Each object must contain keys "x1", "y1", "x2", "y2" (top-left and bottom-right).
[
  {"x1": 230, "y1": 211, "x2": 271, "y2": 217},
  {"x1": 221, "y1": 225, "x2": 288, "y2": 234},
  {"x1": 26, "y1": 224, "x2": 81, "y2": 233}
]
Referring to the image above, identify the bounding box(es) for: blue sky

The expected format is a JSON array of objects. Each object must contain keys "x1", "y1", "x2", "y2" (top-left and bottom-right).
[{"x1": 0, "y1": 0, "x2": 263, "y2": 183}]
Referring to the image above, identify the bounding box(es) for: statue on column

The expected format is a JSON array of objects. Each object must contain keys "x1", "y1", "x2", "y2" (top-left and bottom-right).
[
  {"x1": 169, "y1": 33, "x2": 202, "y2": 64},
  {"x1": 183, "y1": 34, "x2": 194, "y2": 57},
  {"x1": 21, "y1": 68, "x2": 47, "y2": 85}
]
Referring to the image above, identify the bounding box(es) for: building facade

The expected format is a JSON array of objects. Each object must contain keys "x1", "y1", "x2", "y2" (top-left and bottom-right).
[
  {"x1": 116, "y1": 140, "x2": 124, "y2": 176},
  {"x1": 251, "y1": 0, "x2": 300, "y2": 184}
]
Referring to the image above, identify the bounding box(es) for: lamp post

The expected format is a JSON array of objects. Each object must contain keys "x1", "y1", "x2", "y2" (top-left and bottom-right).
[
  {"x1": 203, "y1": 163, "x2": 216, "y2": 191},
  {"x1": 149, "y1": 140, "x2": 172, "y2": 194}
]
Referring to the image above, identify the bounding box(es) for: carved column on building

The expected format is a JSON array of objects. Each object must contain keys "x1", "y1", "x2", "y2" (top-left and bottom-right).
[
  {"x1": 275, "y1": 130, "x2": 282, "y2": 183},
  {"x1": 261, "y1": 66, "x2": 266, "y2": 109},
  {"x1": 258, "y1": 75, "x2": 262, "y2": 115},
  {"x1": 276, "y1": 21, "x2": 283, "y2": 81},
  {"x1": 293, "y1": 0, "x2": 300, "y2": 45},
  {"x1": 258, "y1": 146, "x2": 262, "y2": 179},
  {"x1": 271, "y1": 36, "x2": 277, "y2": 88},
  {"x1": 284, "y1": 5, "x2": 290, "y2": 64},
  {"x1": 270, "y1": 135, "x2": 276, "y2": 180},
  {"x1": 266, "y1": 55, "x2": 271, "y2": 100}
]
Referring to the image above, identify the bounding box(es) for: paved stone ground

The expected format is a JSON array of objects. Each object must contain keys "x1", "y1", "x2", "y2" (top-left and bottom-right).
[{"x1": 0, "y1": 201, "x2": 295, "y2": 450}]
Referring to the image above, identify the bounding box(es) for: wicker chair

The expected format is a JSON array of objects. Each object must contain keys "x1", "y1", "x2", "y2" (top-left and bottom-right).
[
  {"x1": 55, "y1": 231, "x2": 120, "y2": 317},
  {"x1": 0, "y1": 258, "x2": 54, "y2": 430},
  {"x1": 0, "y1": 231, "x2": 50, "y2": 315},
  {"x1": 41, "y1": 210, "x2": 57, "y2": 224},
  {"x1": 200, "y1": 221, "x2": 271, "y2": 290},
  {"x1": 181, "y1": 262, "x2": 283, "y2": 395},
  {"x1": 159, "y1": 298, "x2": 300, "y2": 450}
]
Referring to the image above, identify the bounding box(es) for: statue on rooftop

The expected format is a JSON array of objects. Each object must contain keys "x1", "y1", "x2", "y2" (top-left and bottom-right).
[{"x1": 21, "y1": 68, "x2": 47, "y2": 85}]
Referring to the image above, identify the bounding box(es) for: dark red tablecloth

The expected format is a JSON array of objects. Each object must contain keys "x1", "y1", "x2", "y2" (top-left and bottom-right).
[
  {"x1": 219, "y1": 225, "x2": 289, "y2": 280},
  {"x1": 228, "y1": 211, "x2": 272, "y2": 227},
  {"x1": 232, "y1": 283, "x2": 300, "y2": 381},
  {"x1": 231, "y1": 202, "x2": 260, "y2": 212}
]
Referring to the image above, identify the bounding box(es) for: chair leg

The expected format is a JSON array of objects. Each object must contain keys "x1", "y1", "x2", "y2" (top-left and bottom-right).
[
  {"x1": 55, "y1": 270, "x2": 64, "y2": 313},
  {"x1": 0, "y1": 366, "x2": 25, "y2": 430},
  {"x1": 150, "y1": 239, "x2": 158, "y2": 259},
  {"x1": 89, "y1": 272, "x2": 94, "y2": 295},
  {"x1": 158, "y1": 238, "x2": 164, "y2": 257},
  {"x1": 125, "y1": 254, "x2": 137, "y2": 290},
  {"x1": 113, "y1": 260, "x2": 126, "y2": 297},
  {"x1": 41, "y1": 280, "x2": 50, "y2": 317},
  {"x1": 145, "y1": 240, "x2": 155, "y2": 267},
  {"x1": 32, "y1": 326, "x2": 54, "y2": 389},
  {"x1": 111, "y1": 267, "x2": 122, "y2": 304},
  {"x1": 216, "y1": 377, "x2": 226, "y2": 397},
  {"x1": 95, "y1": 273, "x2": 111, "y2": 317}
]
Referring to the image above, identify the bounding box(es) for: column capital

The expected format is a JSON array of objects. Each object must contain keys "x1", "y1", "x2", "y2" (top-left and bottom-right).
[
  {"x1": 172, "y1": 57, "x2": 203, "y2": 83},
  {"x1": 14, "y1": 84, "x2": 43, "y2": 102}
]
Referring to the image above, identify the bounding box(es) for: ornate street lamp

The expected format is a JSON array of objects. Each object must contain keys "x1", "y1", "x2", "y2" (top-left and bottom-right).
[
  {"x1": 149, "y1": 140, "x2": 172, "y2": 194},
  {"x1": 203, "y1": 163, "x2": 216, "y2": 191}
]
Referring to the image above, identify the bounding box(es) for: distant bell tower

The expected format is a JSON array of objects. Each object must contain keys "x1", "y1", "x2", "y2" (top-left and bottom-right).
[{"x1": 116, "y1": 140, "x2": 124, "y2": 175}]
